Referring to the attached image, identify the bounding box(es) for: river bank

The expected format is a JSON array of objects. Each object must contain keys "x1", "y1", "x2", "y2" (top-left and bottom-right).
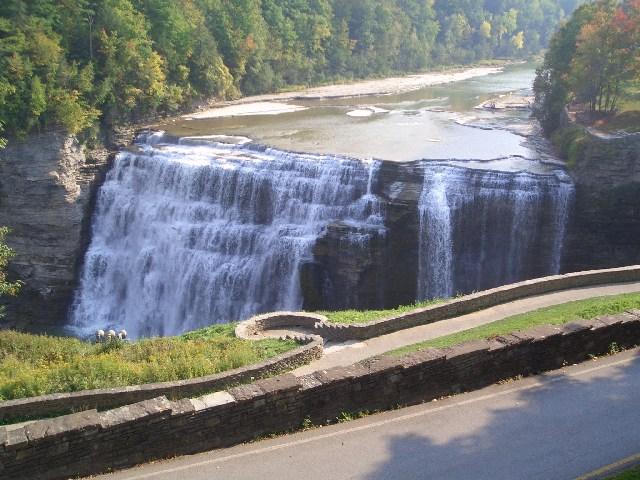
[{"x1": 180, "y1": 65, "x2": 505, "y2": 121}]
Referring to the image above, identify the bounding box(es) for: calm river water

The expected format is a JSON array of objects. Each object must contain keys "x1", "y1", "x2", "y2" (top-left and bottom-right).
[{"x1": 160, "y1": 63, "x2": 558, "y2": 172}]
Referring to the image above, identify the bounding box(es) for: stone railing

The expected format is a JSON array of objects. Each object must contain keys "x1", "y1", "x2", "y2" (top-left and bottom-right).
[
  {"x1": 237, "y1": 266, "x2": 640, "y2": 342},
  {"x1": 0, "y1": 335, "x2": 322, "y2": 422},
  {"x1": 235, "y1": 312, "x2": 328, "y2": 339},
  {"x1": 3, "y1": 311, "x2": 639, "y2": 480}
]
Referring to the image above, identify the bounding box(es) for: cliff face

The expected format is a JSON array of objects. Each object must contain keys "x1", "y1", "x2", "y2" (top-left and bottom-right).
[
  {"x1": 562, "y1": 131, "x2": 640, "y2": 271},
  {"x1": 0, "y1": 132, "x2": 110, "y2": 330},
  {"x1": 302, "y1": 160, "x2": 571, "y2": 311},
  {"x1": 302, "y1": 162, "x2": 422, "y2": 311}
]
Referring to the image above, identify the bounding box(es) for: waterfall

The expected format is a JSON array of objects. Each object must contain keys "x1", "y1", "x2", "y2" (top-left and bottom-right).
[
  {"x1": 418, "y1": 170, "x2": 454, "y2": 299},
  {"x1": 548, "y1": 170, "x2": 574, "y2": 274},
  {"x1": 71, "y1": 137, "x2": 383, "y2": 338},
  {"x1": 417, "y1": 164, "x2": 574, "y2": 300},
  {"x1": 71, "y1": 133, "x2": 574, "y2": 338}
]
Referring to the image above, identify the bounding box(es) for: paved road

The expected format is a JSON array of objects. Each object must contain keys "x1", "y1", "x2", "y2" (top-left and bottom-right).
[
  {"x1": 294, "y1": 282, "x2": 640, "y2": 374},
  {"x1": 97, "y1": 348, "x2": 640, "y2": 480}
]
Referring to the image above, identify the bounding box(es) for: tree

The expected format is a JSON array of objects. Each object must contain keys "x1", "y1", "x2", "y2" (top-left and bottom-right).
[
  {"x1": 569, "y1": 0, "x2": 632, "y2": 113},
  {"x1": 0, "y1": 227, "x2": 21, "y2": 301},
  {"x1": 533, "y1": 2, "x2": 598, "y2": 132},
  {"x1": 0, "y1": 0, "x2": 585, "y2": 137},
  {"x1": 534, "y1": 0, "x2": 638, "y2": 131},
  {"x1": 0, "y1": 138, "x2": 22, "y2": 311}
]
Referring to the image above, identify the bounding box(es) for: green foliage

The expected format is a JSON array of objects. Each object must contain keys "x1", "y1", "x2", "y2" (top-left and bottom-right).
[
  {"x1": 0, "y1": 326, "x2": 297, "y2": 400},
  {"x1": 0, "y1": 0, "x2": 580, "y2": 137},
  {"x1": 320, "y1": 298, "x2": 446, "y2": 324},
  {"x1": 534, "y1": 0, "x2": 640, "y2": 133},
  {"x1": 607, "y1": 467, "x2": 640, "y2": 480},
  {"x1": 550, "y1": 125, "x2": 587, "y2": 166},
  {"x1": 0, "y1": 227, "x2": 21, "y2": 299},
  {"x1": 389, "y1": 292, "x2": 640, "y2": 356}
]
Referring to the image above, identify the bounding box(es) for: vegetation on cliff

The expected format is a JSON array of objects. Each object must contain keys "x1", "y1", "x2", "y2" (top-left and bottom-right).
[
  {"x1": 389, "y1": 292, "x2": 640, "y2": 355},
  {"x1": 534, "y1": 0, "x2": 640, "y2": 134},
  {"x1": 0, "y1": 324, "x2": 296, "y2": 400},
  {"x1": 0, "y1": 227, "x2": 21, "y2": 302},
  {"x1": 0, "y1": 0, "x2": 581, "y2": 138},
  {"x1": 0, "y1": 131, "x2": 21, "y2": 316}
]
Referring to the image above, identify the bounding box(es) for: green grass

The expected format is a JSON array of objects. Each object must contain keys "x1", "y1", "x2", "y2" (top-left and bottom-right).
[
  {"x1": 607, "y1": 467, "x2": 640, "y2": 480},
  {"x1": 0, "y1": 323, "x2": 297, "y2": 401},
  {"x1": 388, "y1": 292, "x2": 640, "y2": 357},
  {"x1": 319, "y1": 298, "x2": 446, "y2": 325}
]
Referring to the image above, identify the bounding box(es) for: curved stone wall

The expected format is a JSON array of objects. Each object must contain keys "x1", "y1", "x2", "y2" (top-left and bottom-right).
[
  {"x1": 237, "y1": 266, "x2": 640, "y2": 341},
  {"x1": 0, "y1": 335, "x2": 322, "y2": 422},
  {"x1": 2, "y1": 311, "x2": 639, "y2": 480}
]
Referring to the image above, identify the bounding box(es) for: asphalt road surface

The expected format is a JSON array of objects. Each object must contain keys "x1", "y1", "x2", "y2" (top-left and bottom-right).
[{"x1": 96, "y1": 348, "x2": 640, "y2": 480}]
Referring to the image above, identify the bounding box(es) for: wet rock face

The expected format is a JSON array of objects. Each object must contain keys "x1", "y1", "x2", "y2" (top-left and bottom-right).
[
  {"x1": 304, "y1": 159, "x2": 574, "y2": 311},
  {"x1": 0, "y1": 132, "x2": 110, "y2": 330},
  {"x1": 302, "y1": 161, "x2": 421, "y2": 311},
  {"x1": 563, "y1": 132, "x2": 640, "y2": 271}
]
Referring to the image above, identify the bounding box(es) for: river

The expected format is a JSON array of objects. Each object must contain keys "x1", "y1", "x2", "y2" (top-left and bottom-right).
[{"x1": 160, "y1": 62, "x2": 558, "y2": 170}]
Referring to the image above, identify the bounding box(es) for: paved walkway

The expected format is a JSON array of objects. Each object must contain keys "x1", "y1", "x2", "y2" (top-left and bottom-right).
[
  {"x1": 292, "y1": 282, "x2": 640, "y2": 375},
  {"x1": 94, "y1": 347, "x2": 640, "y2": 480}
]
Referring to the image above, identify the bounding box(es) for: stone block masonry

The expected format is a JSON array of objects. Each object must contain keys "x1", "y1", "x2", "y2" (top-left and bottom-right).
[
  {"x1": 2, "y1": 311, "x2": 639, "y2": 480},
  {"x1": 237, "y1": 266, "x2": 640, "y2": 342}
]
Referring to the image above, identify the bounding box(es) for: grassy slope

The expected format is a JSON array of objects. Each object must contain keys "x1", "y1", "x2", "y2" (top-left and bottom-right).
[
  {"x1": 608, "y1": 467, "x2": 640, "y2": 480},
  {"x1": 388, "y1": 292, "x2": 640, "y2": 356},
  {"x1": 319, "y1": 299, "x2": 446, "y2": 325},
  {"x1": 0, "y1": 324, "x2": 296, "y2": 401}
]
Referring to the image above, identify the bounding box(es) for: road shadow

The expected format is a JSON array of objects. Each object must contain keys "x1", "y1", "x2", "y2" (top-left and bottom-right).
[{"x1": 363, "y1": 351, "x2": 640, "y2": 480}]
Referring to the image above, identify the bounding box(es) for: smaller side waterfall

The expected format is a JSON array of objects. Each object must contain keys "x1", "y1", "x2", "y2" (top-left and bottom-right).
[
  {"x1": 418, "y1": 171, "x2": 454, "y2": 298},
  {"x1": 417, "y1": 164, "x2": 574, "y2": 300}
]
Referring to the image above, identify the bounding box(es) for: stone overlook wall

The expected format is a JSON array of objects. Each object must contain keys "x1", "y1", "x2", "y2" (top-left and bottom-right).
[
  {"x1": 2, "y1": 312, "x2": 639, "y2": 480},
  {"x1": 0, "y1": 336, "x2": 322, "y2": 422},
  {"x1": 238, "y1": 266, "x2": 640, "y2": 342}
]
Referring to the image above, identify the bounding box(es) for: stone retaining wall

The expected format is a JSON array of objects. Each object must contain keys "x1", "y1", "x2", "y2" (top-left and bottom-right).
[
  {"x1": 2, "y1": 311, "x2": 639, "y2": 480},
  {"x1": 0, "y1": 336, "x2": 322, "y2": 422},
  {"x1": 237, "y1": 266, "x2": 640, "y2": 341}
]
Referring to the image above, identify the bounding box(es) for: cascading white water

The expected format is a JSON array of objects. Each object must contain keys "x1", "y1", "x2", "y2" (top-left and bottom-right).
[
  {"x1": 71, "y1": 136, "x2": 384, "y2": 338},
  {"x1": 72, "y1": 133, "x2": 574, "y2": 337},
  {"x1": 548, "y1": 170, "x2": 574, "y2": 274},
  {"x1": 417, "y1": 164, "x2": 574, "y2": 300},
  {"x1": 418, "y1": 170, "x2": 454, "y2": 298}
]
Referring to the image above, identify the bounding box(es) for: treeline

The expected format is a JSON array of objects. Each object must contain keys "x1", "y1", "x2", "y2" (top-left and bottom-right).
[
  {"x1": 534, "y1": 0, "x2": 639, "y2": 133},
  {"x1": 0, "y1": 0, "x2": 582, "y2": 137}
]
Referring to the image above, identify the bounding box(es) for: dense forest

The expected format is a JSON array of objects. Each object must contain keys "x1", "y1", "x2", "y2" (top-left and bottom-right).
[
  {"x1": 0, "y1": 0, "x2": 583, "y2": 137},
  {"x1": 534, "y1": 0, "x2": 639, "y2": 133}
]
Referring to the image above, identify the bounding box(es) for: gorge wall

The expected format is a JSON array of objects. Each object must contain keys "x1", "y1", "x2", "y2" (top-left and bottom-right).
[
  {"x1": 562, "y1": 129, "x2": 640, "y2": 271},
  {"x1": 0, "y1": 132, "x2": 110, "y2": 330}
]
